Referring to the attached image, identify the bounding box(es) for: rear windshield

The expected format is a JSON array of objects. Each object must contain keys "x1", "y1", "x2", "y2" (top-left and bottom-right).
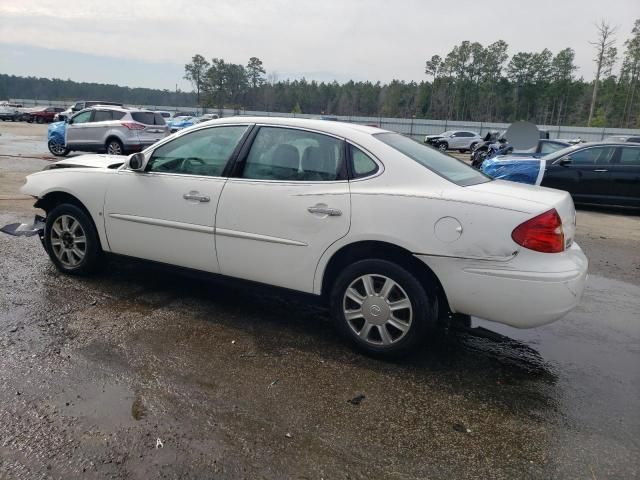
[
  {"x1": 131, "y1": 112, "x2": 166, "y2": 125},
  {"x1": 375, "y1": 133, "x2": 490, "y2": 186}
]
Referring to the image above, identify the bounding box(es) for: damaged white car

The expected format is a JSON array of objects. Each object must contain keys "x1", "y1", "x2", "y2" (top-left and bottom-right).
[{"x1": 5, "y1": 117, "x2": 588, "y2": 356}]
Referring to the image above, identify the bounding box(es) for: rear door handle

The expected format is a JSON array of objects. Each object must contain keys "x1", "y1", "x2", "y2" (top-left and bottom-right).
[
  {"x1": 593, "y1": 169, "x2": 608, "y2": 172},
  {"x1": 307, "y1": 205, "x2": 342, "y2": 216},
  {"x1": 183, "y1": 191, "x2": 210, "y2": 202}
]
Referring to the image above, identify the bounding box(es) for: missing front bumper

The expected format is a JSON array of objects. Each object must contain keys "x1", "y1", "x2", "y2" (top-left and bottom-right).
[{"x1": 0, "y1": 215, "x2": 45, "y2": 237}]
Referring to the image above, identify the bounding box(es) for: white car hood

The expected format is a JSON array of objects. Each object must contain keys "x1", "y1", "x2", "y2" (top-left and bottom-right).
[{"x1": 53, "y1": 154, "x2": 126, "y2": 169}]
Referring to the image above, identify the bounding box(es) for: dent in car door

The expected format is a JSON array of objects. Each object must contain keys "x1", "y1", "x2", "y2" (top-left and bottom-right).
[
  {"x1": 215, "y1": 126, "x2": 350, "y2": 293},
  {"x1": 104, "y1": 125, "x2": 250, "y2": 272}
]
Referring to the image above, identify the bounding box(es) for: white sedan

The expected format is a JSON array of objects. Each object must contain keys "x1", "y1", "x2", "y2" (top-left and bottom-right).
[{"x1": 16, "y1": 117, "x2": 588, "y2": 357}]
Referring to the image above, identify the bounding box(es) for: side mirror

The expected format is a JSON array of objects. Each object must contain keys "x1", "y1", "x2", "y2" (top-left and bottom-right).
[
  {"x1": 559, "y1": 156, "x2": 572, "y2": 166},
  {"x1": 127, "y1": 153, "x2": 146, "y2": 171},
  {"x1": 66, "y1": 118, "x2": 73, "y2": 125}
]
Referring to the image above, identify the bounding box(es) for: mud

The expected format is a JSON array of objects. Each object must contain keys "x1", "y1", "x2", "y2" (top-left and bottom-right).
[{"x1": 1, "y1": 122, "x2": 639, "y2": 479}]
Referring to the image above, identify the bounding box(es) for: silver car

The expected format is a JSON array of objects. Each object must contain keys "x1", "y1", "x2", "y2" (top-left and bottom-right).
[
  {"x1": 65, "y1": 106, "x2": 169, "y2": 155},
  {"x1": 425, "y1": 130, "x2": 482, "y2": 153}
]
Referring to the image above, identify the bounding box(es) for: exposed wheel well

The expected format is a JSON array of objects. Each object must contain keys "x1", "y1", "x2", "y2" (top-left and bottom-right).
[
  {"x1": 34, "y1": 192, "x2": 102, "y2": 249},
  {"x1": 105, "y1": 136, "x2": 123, "y2": 148},
  {"x1": 321, "y1": 241, "x2": 450, "y2": 312}
]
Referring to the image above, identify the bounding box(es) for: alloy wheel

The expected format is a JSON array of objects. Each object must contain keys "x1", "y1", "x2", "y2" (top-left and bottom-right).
[
  {"x1": 107, "y1": 141, "x2": 123, "y2": 155},
  {"x1": 49, "y1": 214, "x2": 87, "y2": 268},
  {"x1": 342, "y1": 274, "x2": 413, "y2": 346}
]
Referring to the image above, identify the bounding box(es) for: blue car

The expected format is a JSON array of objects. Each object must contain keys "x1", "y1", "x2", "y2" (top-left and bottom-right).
[
  {"x1": 47, "y1": 120, "x2": 69, "y2": 156},
  {"x1": 168, "y1": 116, "x2": 200, "y2": 133}
]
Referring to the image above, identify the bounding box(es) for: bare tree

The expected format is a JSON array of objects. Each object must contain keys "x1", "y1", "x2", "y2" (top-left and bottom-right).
[{"x1": 588, "y1": 20, "x2": 617, "y2": 126}]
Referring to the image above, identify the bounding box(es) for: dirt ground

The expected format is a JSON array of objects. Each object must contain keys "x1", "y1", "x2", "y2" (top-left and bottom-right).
[{"x1": 0, "y1": 122, "x2": 639, "y2": 479}]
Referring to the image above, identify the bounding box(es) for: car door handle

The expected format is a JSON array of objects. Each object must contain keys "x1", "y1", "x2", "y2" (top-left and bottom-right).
[
  {"x1": 183, "y1": 191, "x2": 210, "y2": 202},
  {"x1": 593, "y1": 169, "x2": 608, "y2": 172},
  {"x1": 307, "y1": 205, "x2": 342, "y2": 216}
]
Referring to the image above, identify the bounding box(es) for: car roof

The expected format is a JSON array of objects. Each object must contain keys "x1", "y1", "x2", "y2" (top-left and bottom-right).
[{"x1": 200, "y1": 116, "x2": 387, "y2": 136}]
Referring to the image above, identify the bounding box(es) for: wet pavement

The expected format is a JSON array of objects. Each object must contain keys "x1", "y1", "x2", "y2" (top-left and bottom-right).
[{"x1": 1, "y1": 123, "x2": 639, "y2": 479}]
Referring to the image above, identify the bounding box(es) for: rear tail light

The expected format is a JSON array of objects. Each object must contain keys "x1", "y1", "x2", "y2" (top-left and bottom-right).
[
  {"x1": 511, "y1": 208, "x2": 565, "y2": 253},
  {"x1": 121, "y1": 122, "x2": 145, "y2": 130}
]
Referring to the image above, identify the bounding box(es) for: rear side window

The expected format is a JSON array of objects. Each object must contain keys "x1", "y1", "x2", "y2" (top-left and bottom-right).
[
  {"x1": 131, "y1": 112, "x2": 165, "y2": 125},
  {"x1": 93, "y1": 110, "x2": 113, "y2": 122},
  {"x1": 242, "y1": 127, "x2": 343, "y2": 181},
  {"x1": 350, "y1": 144, "x2": 378, "y2": 178},
  {"x1": 620, "y1": 148, "x2": 640, "y2": 165},
  {"x1": 375, "y1": 133, "x2": 490, "y2": 186},
  {"x1": 566, "y1": 147, "x2": 616, "y2": 165}
]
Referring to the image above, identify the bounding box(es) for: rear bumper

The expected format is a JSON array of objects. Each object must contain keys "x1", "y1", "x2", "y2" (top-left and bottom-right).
[{"x1": 417, "y1": 243, "x2": 588, "y2": 328}]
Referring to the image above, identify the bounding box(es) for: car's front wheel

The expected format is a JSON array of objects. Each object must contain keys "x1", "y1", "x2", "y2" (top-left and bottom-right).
[
  {"x1": 44, "y1": 204, "x2": 102, "y2": 275},
  {"x1": 331, "y1": 259, "x2": 437, "y2": 357},
  {"x1": 48, "y1": 139, "x2": 70, "y2": 157},
  {"x1": 438, "y1": 142, "x2": 448, "y2": 152}
]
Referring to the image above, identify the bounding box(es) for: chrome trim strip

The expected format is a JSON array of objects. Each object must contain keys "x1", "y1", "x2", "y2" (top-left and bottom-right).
[
  {"x1": 216, "y1": 228, "x2": 307, "y2": 246},
  {"x1": 108, "y1": 213, "x2": 214, "y2": 234}
]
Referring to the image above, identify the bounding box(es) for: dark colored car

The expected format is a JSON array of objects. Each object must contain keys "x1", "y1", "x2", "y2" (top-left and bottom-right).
[
  {"x1": 541, "y1": 143, "x2": 640, "y2": 208},
  {"x1": 508, "y1": 139, "x2": 571, "y2": 157},
  {"x1": 27, "y1": 107, "x2": 66, "y2": 123},
  {"x1": 604, "y1": 135, "x2": 640, "y2": 144}
]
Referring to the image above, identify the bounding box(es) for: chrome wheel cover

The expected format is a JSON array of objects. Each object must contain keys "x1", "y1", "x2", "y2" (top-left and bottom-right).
[
  {"x1": 50, "y1": 214, "x2": 87, "y2": 268},
  {"x1": 343, "y1": 274, "x2": 413, "y2": 346}
]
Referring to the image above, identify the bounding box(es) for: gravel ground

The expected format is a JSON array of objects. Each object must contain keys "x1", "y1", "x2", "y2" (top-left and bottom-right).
[{"x1": 0, "y1": 122, "x2": 638, "y2": 479}]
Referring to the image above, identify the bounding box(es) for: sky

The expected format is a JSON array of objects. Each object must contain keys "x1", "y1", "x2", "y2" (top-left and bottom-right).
[{"x1": 1, "y1": 0, "x2": 639, "y2": 91}]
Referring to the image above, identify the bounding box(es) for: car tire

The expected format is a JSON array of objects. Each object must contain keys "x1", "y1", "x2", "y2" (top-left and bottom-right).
[
  {"x1": 438, "y1": 142, "x2": 448, "y2": 152},
  {"x1": 458, "y1": 149, "x2": 466, "y2": 153},
  {"x1": 330, "y1": 259, "x2": 438, "y2": 358},
  {"x1": 106, "y1": 138, "x2": 124, "y2": 155},
  {"x1": 48, "y1": 139, "x2": 70, "y2": 157},
  {"x1": 44, "y1": 204, "x2": 102, "y2": 275}
]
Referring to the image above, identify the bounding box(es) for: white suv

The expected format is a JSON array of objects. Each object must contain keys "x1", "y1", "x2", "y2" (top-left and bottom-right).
[{"x1": 425, "y1": 131, "x2": 482, "y2": 153}]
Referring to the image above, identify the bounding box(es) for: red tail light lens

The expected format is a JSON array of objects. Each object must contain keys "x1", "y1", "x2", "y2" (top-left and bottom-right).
[
  {"x1": 512, "y1": 209, "x2": 565, "y2": 253},
  {"x1": 121, "y1": 122, "x2": 145, "y2": 130}
]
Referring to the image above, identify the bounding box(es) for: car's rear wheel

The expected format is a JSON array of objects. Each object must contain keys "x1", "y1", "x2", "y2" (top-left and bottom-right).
[
  {"x1": 438, "y1": 142, "x2": 448, "y2": 152},
  {"x1": 331, "y1": 259, "x2": 437, "y2": 357},
  {"x1": 106, "y1": 138, "x2": 124, "y2": 155},
  {"x1": 44, "y1": 204, "x2": 102, "y2": 275},
  {"x1": 48, "y1": 139, "x2": 70, "y2": 157}
]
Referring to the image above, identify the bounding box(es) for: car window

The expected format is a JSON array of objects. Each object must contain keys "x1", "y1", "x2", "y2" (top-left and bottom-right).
[
  {"x1": 628, "y1": 137, "x2": 640, "y2": 143},
  {"x1": 540, "y1": 142, "x2": 567, "y2": 155},
  {"x1": 147, "y1": 125, "x2": 248, "y2": 177},
  {"x1": 350, "y1": 144, "x2": 378, "y2": 178},
  {"x1": 131, "y1": 111, "x2": 165, "y2": 125},
  {"x1": 619, "y1": 148, "x2": 640, "y2": 165},
  {"x1": 242, "y1": 127, "x2": 343, "y2": 181},
  {"x1": 71, "y1": 111, "x2": 92, "y2": 124},
  {"x1": 566, "y1": 147, "x2": 616, "y2": 165},
  {"x1": 92, "y1": 110, "x2": 113, "y2": 122},
  {"x1": 375, "y1": 133, "x2": 490, "y2": 186},
  {"x1": 73, "y1": 102, "x2": 83, "y2": 110}
]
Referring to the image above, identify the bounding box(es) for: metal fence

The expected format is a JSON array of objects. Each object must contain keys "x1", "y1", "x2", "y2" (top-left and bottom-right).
[{"x1": 10, "y1": 98, "x2": 640, "y2": 142}]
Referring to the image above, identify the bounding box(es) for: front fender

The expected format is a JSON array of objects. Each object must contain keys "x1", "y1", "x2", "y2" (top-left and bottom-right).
[{"x1": 21, "y1": 170, "x2": 114, "y2": 252}]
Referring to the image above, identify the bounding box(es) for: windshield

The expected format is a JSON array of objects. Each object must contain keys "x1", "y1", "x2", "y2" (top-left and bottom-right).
[
  {"x1": 541, "y1": 144, "x2": 582, "y2": 162},
  {"x1": 375, "y1": 133, "x2": 490, "y2": 186},
  {"x1": 440, "y1": 131, "x2": 453, "y2": 136}
]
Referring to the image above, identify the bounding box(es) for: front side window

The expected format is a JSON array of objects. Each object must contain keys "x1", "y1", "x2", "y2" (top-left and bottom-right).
[
  {"x1": 565, "y1": 147, "x2": 616, "y2": 166},
  {"x1": 540, "y1": 142, "x2": 566, "y2": 155},
  {"x1": 375, "y1": 133, "x2": 489, "y2": 186},
  {"x1": 242, "y1": 127, "x2": 343, "y2": 181},
  {"x1": 147, "y1": 125, "x2": 248, "y2": 177},
  {"x1": 71, "y1": 111, "x2": 92, "y2": 124}
]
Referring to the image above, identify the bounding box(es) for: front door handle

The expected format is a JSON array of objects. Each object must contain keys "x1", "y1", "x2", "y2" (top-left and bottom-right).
[
  {"x1": 183, "y1": 191, "x2": 210, "y2": 202},
  {"x1": 593, "y1": 169, "x2": 608, "y2": 172},
  {"x1": 307, "y1": 204, "x2": 342, "y2": 216}
]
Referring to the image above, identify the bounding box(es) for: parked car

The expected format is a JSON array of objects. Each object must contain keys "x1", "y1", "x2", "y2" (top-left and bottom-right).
[
  {"x1": 173, "y1": 111, "x2": 197, "y2": 118},
  {"x1": 481, "y1": 142, "x2": 640, "y2": 208},
  {"x1": 26, "y1": 107, "x2": 66, "y2": 124},
  {"x1": 155, "y1": 111, "x2": 174, "y2": 123},
  {"x1": 199, "y1": 113, "x2": 220, "y2": 121},
  {"x1": 48, "y1": 106, "x2": 168, "y2": 156},
  {"x1": 604, "y1": 135, "x2": 640, "y2": 144},
  {"x1": 55, "y1": 101, "x2": 124, "y2": 122},
  {"x1": 12, "y1": 117, "x2": 587, "y2": 357},
  {"x1": 509, "y1": 139, "x2": 571, "y2": 157},
  {"x1": 424, "y1": 130, "x2": 482, "y2": 153},
  {"x1": 168, "y1": 116, "x2": 200, "y2": 133},
  {"x1": 0, "y1": 105, "x2": 21, "y2": 121}
]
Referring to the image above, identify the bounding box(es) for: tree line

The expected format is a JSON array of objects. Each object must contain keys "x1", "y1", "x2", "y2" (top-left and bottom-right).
[{"x1": 1, "y1": 18, "x2": 638, "y2": 128}]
